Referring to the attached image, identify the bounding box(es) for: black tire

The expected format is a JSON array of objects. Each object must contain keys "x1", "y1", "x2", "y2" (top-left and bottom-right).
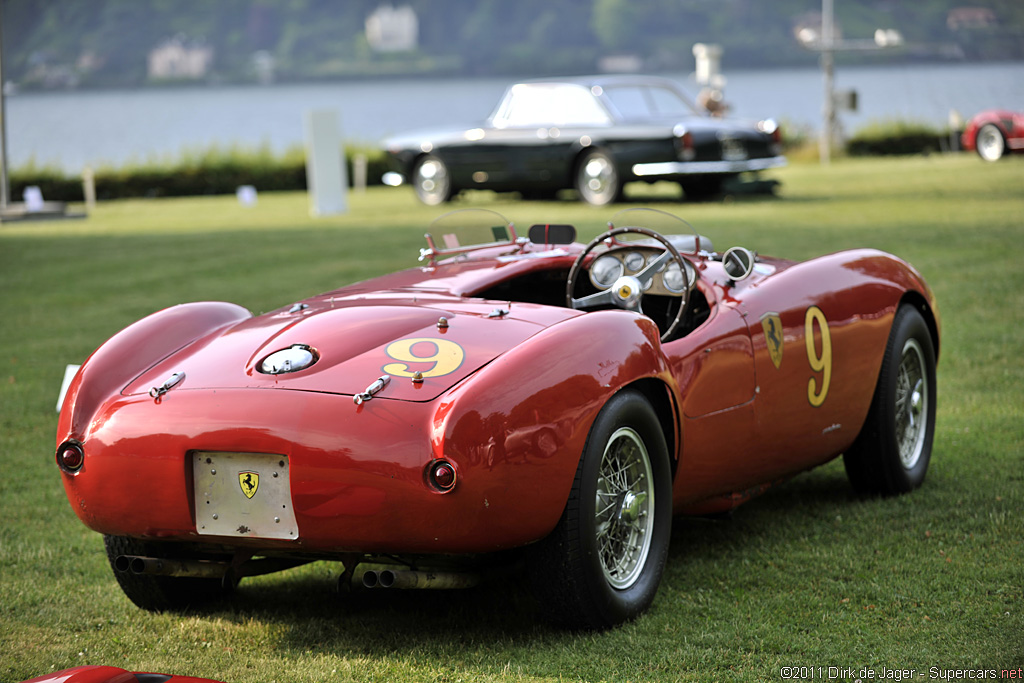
[
  {"x1": 411, "y1": 154, "x2": 454, "y2": 205},
  {"x1": 975, "y1": 123, "x2": 1006, "y2": 162},
  {"x1": 575, "y1": 150, "x2": 622, "y2": 206},
  {"x1": 104, "y1": 535, "x2": 231, "y2": 612},
  {"x1": 843, "y1": 305, "x2": 937, "y2": 496},
  {"x1": 527, "y1": 389, "x2": 672, "y2": 629}
]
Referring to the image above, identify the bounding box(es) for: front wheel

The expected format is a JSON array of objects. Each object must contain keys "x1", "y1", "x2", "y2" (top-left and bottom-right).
[
  {"x1": 412, "y1": 155, "x2": 454, "y2": 205},
  {"x1": 843, "y1": 305, "x2": 937, "y2": 495},
  {"x1": 575, "y1": 150, "x2": 622, "y2": 206},
  {"x1": 527, "y1": 389, "x2": 672, "y2": 629}
]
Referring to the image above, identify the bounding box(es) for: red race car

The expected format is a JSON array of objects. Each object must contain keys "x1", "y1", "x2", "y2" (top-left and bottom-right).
[
  {"x1": 21, "y1": 666, "x2": 224, "y2": 683},
  {"x1": 56, "y1": 208, "x2": 939, "y2": 629},
  {"x1": 961, "y1": 109, "x2": 1024, "y2": 161}
]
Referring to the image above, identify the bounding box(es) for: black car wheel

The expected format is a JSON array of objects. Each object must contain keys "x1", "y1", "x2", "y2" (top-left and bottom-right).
[
  {"x1": 412, "y1": 155, "x2": 454, "y2": 205},
  {"x1": 975, "y1": 123, "x2": 1006, "y2": 162},
  {"x1": 104, "y1": 535, "x2": 231, "y2": 611},
  {"x1": 575, "y1": 150, "x2": 622, "y2": 206},
  {"x1": 843, "y1": 305, "x2": 936, "y2": 495},
  {"x1": 527, "y1": 389, "x2": 671, "y2": 629}
]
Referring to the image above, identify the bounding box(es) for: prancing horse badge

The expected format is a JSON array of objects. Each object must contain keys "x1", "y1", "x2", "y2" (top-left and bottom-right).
[
  {"x1": 761, "y1": 313, "x2": 784, "y2": 369},
  {"x1": 239, "y1": 471, "x2": 259, "y2": 499}
]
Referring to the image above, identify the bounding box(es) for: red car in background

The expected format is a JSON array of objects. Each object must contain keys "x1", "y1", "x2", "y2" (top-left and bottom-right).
[{"x1": 961, "y1": 109, "x2": 1024, "y2": 161}]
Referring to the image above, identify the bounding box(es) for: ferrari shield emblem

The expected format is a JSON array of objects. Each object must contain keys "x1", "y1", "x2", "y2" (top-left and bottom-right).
[
  {"x1": 761, "y1": 313, "x2": 784, "y2": 369},
  {"x1": 238, "y1": 471, "x2": 259, "y2": 499}
]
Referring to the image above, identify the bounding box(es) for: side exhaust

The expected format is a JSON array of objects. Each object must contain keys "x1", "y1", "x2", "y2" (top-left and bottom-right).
[{"x1": 361, "y1": 569, "x2": 480, "y2": 590}]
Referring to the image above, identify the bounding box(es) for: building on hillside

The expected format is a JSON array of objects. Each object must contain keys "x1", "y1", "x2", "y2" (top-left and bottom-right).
[
  {"x1": 366, "y1": 5, "x2": 418, "y2": 52},
  {"x1": 946, "y1": 7, "x2": 997, "y2": 31},
  {"x1": 148, "y1": 36, "x2": 214, "y2": 80}
]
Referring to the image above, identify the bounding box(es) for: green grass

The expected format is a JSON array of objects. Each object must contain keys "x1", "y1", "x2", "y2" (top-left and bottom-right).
[{"x1": 2, "y1": 155, "x2": 1022, "y2": 682}]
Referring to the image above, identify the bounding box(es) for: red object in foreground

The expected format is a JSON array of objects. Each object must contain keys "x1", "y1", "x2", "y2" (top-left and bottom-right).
[
  {"x1": 961, "y1": 109, "x2": 1024, "y2": 161},
  {"x1": 20, "y1": 665, "x2": 225, "y2": 683},
  {"x1": 55, "y1": 208, "x2": 939, "y2": 629}
]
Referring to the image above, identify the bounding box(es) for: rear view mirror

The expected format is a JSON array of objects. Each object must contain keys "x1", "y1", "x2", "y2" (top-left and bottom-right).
[
  {"x1": 528, "y1": 223, "x2": 576, "y2": 245},
  {"x1": 722, "y1": 246, "x2": 756, "y2": 281}
]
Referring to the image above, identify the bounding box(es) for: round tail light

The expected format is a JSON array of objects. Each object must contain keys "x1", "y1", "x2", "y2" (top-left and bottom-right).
[
  {"x1": 427, "y1": 460, "x2": 457, "y2": 493},
  {"x1": 56, "y1": 441, "x2": 84, "y2": 473}
]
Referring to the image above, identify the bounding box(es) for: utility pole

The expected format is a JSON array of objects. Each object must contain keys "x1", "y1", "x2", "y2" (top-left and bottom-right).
[
  {"x1": 799, "y1": 0, "x2": 903, "y2": 165},
  {"x1": 0, "y1": 0, "x2": 9, "y2": 209},
  {"x1": 820, "y1": 0, "x2": 835, "y2": 165}
]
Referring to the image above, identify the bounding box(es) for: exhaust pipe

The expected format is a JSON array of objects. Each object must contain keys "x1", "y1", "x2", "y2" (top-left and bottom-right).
[
  {"x1": 116, "y1": 555, "x2": 310, "y2": 580},
  {"x1": 361, "y1": 568, "x2": 480, "y2": 590},
  {"x1": 116, "y1": 555, "x2": 228, "y2": 579}
]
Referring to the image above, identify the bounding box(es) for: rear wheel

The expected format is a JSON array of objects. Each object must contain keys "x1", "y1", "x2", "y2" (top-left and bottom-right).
[
  {"x1": 412, "y1": 155, "x2": 454, "y2": 205},
  {"x1": 843, "y1": 306, "x2": 936, "y2": 495},
  {"x1": 975, "y1": 124, "x2": 1006, "y2": 162},
  {"x1": 527, "y1": 389, "x2": 671, "y2": 629},
  {"x1": 104, "y1": 535, "x2": 231, "y2": 611}
]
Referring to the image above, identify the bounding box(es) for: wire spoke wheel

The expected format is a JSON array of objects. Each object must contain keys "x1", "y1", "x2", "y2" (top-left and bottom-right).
[
  {"x1": 895, "y1": 338, "x2": 928, "y2": 469},
  {"x1": 843, "y1": 305, "x2": 936, "y2": 496},
  {"x1": 595, "y1": 427, "x2": 655, "y2": 589},
  {"x1": 526, "y1": 389, "x2": 671, "y2": 628}
]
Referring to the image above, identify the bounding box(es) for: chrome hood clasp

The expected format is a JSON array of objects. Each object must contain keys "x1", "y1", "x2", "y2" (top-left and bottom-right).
[{"x1": 354, "y1": 375, "x2": 391, "y2": 405}]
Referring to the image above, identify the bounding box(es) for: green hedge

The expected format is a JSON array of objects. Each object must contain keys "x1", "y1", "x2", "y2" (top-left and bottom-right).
[
  {"x1": 9, "y1": 123, "x2": 964, "y2": 203},
  {"x1": 846, "y1": 120, "x2": 951, "y2": 156},
  {"x1": 9, "y1": 144, "x2": 392, "y2": 203}
]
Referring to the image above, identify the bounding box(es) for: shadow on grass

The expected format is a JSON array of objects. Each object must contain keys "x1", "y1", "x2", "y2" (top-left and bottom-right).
[
  {"x1": 193, "y1": 565, "x2": 557, "y2": 656},
  {"x1": 179, "y1": 466, "x2": 867, "y2": 655},
  {"x1": 668, "y1": 466, "x2": 860, "y2": 563}
]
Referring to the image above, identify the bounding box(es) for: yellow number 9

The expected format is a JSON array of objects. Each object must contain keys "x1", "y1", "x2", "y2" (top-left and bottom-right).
[
  {"x1": 804, "y1": 306, "x2": 832, "y2": 407},
  {"x1": 383, "y1": 338, "x2": 465, "y2": 378}
]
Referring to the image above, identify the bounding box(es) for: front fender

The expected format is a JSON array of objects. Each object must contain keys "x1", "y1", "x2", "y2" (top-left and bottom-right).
[
  {"x1": 429, "y1": 309, "x2": 676, "y2": 547},
  {"x1": 57, "y1": 302, "x2": 252, "y2": 443}
]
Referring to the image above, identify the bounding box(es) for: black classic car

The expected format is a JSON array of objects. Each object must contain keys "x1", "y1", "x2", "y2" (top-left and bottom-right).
[{"x1": 383, "y1": 75, "x2": 786, "y2": 205}]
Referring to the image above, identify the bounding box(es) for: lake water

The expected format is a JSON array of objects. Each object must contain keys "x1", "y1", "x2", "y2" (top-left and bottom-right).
[{"x1": 5, "y1": 61, "x2": 1023, "y2": 172}]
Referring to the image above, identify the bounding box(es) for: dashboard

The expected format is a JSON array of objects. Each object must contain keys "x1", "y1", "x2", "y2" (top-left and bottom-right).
[{"x1": 588, "y1": 247, "x2": 696, "y2": 297}]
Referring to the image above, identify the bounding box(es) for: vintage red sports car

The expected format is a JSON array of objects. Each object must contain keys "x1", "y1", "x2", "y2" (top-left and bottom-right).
[
  {"x1": 55, "y1": 209, "x2": 939, "y2": 629},
  {"x1": 961, "y1": 109, "x2": 1024, "y2": 161}
]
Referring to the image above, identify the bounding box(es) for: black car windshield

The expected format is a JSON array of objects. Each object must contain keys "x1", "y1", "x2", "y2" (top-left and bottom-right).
[
  {"x1": 601, "y1": 84, "x2": 702, "y2": 121},
  {"x1": 491, "y1": 83, "x2": 613, "y2": 128}
]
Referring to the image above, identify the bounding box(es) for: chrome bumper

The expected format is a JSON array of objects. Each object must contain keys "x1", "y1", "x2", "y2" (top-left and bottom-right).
[{"x1": 632, "y1": 156, "x2": 787, "y2": 177}]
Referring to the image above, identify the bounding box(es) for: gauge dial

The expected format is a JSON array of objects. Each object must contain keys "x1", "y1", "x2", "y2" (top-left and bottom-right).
[
  {"x1": 590, "y1": 255, "x2": 624, "y2": 288},
  {"x1": 623, "y1": 251, "x2": 645, "y2": 272},
  {"x1": 663, "y1": 262, "x2": 687, "y2": 292}
]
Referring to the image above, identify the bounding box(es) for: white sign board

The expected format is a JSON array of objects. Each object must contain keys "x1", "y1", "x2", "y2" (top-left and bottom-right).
[{"x1": 304, "y1": 110, "x2": 348, "y2": 217}]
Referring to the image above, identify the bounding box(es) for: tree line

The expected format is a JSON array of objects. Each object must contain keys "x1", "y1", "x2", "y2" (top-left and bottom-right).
[{"x1": 4, "y1": 0, "x2": 1022, "y2": 88}]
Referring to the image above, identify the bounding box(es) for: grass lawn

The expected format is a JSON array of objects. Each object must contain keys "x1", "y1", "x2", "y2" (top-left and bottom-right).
[{"x1": 1, "y1": 154, "x2": 1022, "y2": 682}]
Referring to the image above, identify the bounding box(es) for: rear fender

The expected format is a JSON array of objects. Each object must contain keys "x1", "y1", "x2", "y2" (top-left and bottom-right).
[
  {"x1": 58, "y1": 302, "x2": 252, "y2": 441},
  {"x1": 431, "y1": 309, "x2": 677, "y2": 544}
]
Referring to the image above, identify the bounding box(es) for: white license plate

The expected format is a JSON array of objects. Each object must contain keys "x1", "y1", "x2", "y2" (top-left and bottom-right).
[
  {"x1": 193, "y1": 452, "x2": 298, "y2": 540},
  {"x1": 721, "y1": 137, "x2": 748, "y2": 161}
]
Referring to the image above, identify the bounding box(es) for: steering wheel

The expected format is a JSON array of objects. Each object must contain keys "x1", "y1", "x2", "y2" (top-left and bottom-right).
[{"x1": 565, "y1": 227, "x2": 691, "y2": 342}]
